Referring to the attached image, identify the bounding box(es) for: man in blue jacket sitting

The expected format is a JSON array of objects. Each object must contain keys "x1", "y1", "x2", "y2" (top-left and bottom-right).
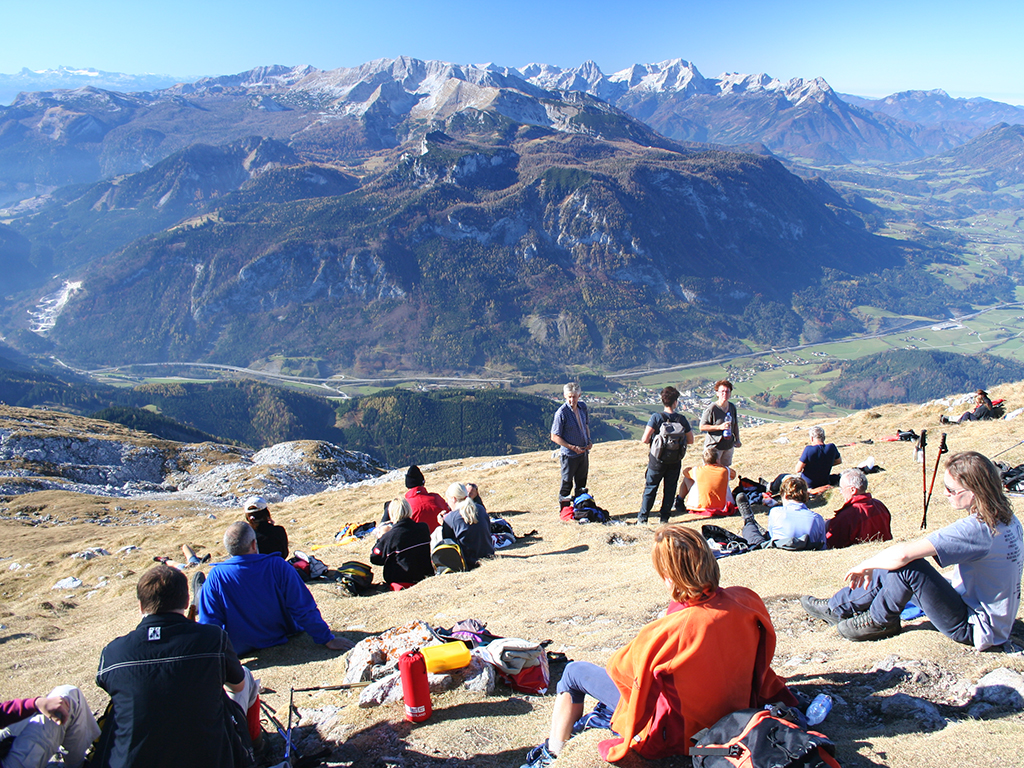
[{"x1": 197, "y1": 522, "x2": 351, "y2": 654}]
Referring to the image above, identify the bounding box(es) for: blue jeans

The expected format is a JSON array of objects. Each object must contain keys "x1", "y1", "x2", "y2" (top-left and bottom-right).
[
  {"x1": 828, "y1": 558, "x2": 973, "y2": 645},
  {"x1": 559, "y1": 452, "x2": 589, "y2": 506},
  {"x1": 639, "y1": 459, "x2": 681, "y2": 522},
  {"x1": 556, "y1": 661, "x2": 621, "y2": 708}
]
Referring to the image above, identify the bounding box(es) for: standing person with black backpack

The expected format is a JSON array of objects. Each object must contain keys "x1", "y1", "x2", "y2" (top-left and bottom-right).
[{"x1": 638, "y1": 387, "x2": 693, "y2": 525}]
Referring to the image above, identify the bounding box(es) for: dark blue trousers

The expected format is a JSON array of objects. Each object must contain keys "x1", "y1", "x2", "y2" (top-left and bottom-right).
[{"x1": 828, "y1": 558, "x2": 973, "y2": 645}]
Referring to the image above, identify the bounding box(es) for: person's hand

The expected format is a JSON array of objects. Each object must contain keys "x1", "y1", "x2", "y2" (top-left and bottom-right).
[
  {"x1": 844, "y1": 564, "x2": 873, "y2": 591},
  {"x1": 326, "y1": 637, "x2": 355, "y2": 651},
  {"x1": 734, "y1": 440, "x2": 742, "y2": 448},
  {"x1": 35, "y1": 694, "x2": 69, "y2": 725}
]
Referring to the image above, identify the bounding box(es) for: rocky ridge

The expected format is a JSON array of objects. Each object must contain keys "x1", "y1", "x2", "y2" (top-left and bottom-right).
[{"x1": 0, "y1": 405, "x2": 386, "y2": 507}]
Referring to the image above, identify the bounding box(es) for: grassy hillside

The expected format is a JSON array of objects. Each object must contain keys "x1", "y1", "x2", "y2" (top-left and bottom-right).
[
  {"x1": 3, "y1": 384, "x2": 1024, "y2": 767},
  {"x1": 822, "y1": 349, "x2": 1024, "y2": 408}
]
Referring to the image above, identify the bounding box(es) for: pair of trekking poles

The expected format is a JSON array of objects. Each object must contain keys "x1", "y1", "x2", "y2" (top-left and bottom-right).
[
  {"x1": 917, "y1": 429, "x2": 947, "y2": 530},
  {"x1": 259, "y1": 682, "x2": 369, "y2": 767}
]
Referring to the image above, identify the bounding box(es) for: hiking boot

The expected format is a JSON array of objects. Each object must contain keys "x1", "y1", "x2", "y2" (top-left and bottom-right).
[
  {"x1": 736, "y1": 492, "x2": 754, "y2": 522},
  {"x1": 836, "y1": 611, "x2": 901, "y2": 641},
  {"x1": 190, "y1": 570, "x2": 206, "y2": 609},
  {"x1": 800, "y1": 596, "x2": 841, "y2": 626},
  {"x1": 659, "y1": 514, "x2": 671, "y2": 524},
  {"x1": 672, "y1": 496, "x2": 686, "y2": 514},
  {"x1": 636, "y1": 513, "x2": 649, "y2": 525},
  {"x1": 520, "y1": 740, "x2": 556, "y2": 768}
]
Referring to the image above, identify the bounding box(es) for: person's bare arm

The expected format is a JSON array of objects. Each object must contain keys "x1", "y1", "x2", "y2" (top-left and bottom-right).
[
  {"x1": 225, "y1": 679, "x2": 246, "y2": 693},
  {"x1": 551, "y1": 433, "x2": 585, "y2": 454},
  {"x1": 641, "y1": 426, "x2": 655, "y2": 445},
  {"x1": 844, "y1": 539, "x2": 938, "y2": 590},
  {"x1": 685, "y1": 430, "x2": 694, "y2": 445}
]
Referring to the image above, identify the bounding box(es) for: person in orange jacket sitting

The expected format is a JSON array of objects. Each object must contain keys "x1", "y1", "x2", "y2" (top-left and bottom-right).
[{"x1": 519, "y1": 525, "x2": 797, "y2": 768}]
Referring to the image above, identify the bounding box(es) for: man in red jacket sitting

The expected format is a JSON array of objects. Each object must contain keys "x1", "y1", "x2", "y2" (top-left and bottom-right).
[
  {"x1": 825, "y1": 468, "x2": 893, "y2": 549},
  {"x1": 401, "y1": 465, "x2": 450, "y2": 534}
]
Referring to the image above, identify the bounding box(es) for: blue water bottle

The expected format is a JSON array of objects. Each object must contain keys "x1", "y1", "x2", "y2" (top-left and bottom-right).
[{"x1": 805, "y1": 693, "x2": 832, "y2": 726}]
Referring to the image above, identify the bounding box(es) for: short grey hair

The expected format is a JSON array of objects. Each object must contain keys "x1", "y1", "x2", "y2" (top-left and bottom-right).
[
  {"x1": 809, "y1": 426, "x2": 826, "y2": 442},
  {"x1": 388, "y1": 497, "x2": 412, "y2": 522},
  {"x1": 563, "y1": 382, "x2": 581, "y2": 397},
  {"x1": 840, "y1": 468, "x2": 868, "y2": 492},
  {"x1": 224, "y1": 521, "x2": 257, "y2": 556}
]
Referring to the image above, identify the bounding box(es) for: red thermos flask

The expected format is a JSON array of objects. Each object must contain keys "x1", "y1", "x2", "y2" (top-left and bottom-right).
[{"x1": 399, "y1": 649, "x2": 431, "y2": 722}]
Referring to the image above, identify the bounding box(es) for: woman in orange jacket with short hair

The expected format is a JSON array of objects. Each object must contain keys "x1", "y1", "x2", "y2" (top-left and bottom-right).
[{"x1": 520, "y1": 525, "x2": 796, "y2": 767}]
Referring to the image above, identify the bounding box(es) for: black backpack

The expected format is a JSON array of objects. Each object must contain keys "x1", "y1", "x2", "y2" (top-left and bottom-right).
[
  {"x1": 337, "y1": 560, "x2": 373, "y2": 594},
  {"x1": 690, "y1": 704, "x2": 840, "y2": 768}
]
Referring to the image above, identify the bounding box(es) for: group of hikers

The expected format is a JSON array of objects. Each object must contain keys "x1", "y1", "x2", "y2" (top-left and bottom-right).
[{"x1": 3, "y1": 381, "x2": 1021, "y2": 768}]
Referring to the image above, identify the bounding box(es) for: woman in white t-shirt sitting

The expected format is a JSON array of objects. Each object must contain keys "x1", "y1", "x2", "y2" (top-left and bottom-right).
[{"x1": 801, "y1": 451, "x2": 1024, "y2": 649}]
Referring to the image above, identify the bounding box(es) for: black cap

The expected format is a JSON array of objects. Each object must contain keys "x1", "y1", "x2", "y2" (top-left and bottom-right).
[{"x1": 406, "y1": 465, "x2": 425, "y2": 488}]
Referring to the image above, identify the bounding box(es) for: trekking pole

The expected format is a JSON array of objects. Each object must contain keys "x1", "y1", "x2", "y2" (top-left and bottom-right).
[
  {"x1": 291, "y1": 682, "x2": 371, "y2": 693},
  {"x1": 921, "y1": 433, "x2": 947, "y2": 530},
  {"x1": 992, "y1": 438, "x2": 1024, "y2": 460},
  {"x1": 260, "y1": 699, "x2": 299, "y2": 761},
  {"x1": 915, "y1": 429, "x2": 927, "y2": 525},
  {"x1": 285, "y1": 687, "x2": 295, "y2": 766}
]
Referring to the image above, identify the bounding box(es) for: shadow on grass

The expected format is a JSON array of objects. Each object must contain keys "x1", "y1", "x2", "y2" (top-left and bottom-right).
[
  {"x1": 499, "y1": 544, "x2": 589, "y2": 559},
  {"x1": 784, "y1": 663, "x2": 1024, "y2": 767},
  {"x1": 0, "y1": 632, "x2": 32, "y2": 645}
]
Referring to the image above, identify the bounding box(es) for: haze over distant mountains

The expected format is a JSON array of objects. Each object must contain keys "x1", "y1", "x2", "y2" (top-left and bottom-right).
[
  {"x1": 0, "y1": 66, "x2": 187, "y2": 105},
  {"x1": 0, "y1": 56, "x2": 1021, "y2": 377}
]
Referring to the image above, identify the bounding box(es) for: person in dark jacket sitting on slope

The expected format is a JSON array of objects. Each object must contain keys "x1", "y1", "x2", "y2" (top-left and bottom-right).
[
  {"x1": 372, "y1": 498, "x2": 433, "y2": 590},
  {"x1": 441, "y1": 482, "x2": 495, "y2": 568},
  {"x1": 940, "y1": 390, "x2": 994, "y2": 425},
  {"x1": 243, "y1": 495, "x2": 288, "y2": 558}
]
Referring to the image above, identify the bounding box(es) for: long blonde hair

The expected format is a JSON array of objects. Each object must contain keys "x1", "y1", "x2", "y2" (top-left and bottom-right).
[
  {"x1": 446, "y1": 482, "x2": 479, "y2": 525},
  {"x1": 946, "y1": 451, "x2": 1013, "y2": 530}
]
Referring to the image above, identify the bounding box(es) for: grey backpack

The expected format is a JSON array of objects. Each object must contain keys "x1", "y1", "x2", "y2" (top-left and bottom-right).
[{"x1": 651, "y1": 419, "x2": 687, "y2": 461}]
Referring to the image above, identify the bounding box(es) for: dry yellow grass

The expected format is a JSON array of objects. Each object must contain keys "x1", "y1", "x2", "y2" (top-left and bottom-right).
[{"x1": 4, "y1": 384, "x2": 1024, "y2": 767}]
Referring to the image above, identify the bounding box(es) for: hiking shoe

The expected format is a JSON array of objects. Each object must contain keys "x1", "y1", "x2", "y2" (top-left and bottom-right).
[
  {"x1": 520, "y1": 740, "x2": 556, "y2": 768},
  {"x1": 836, "y1": 611, "x2": 901, "y2": 641},
  {"x1": 636, "y1": 513, "x2": 648, "y2": 525},
  {"x1": 800, "y1": 596, "x2": 841, "y2": 626},
  {"x1": 659, "y1": 514, "x2": 671, "y2": 525},
  {"x1": 190, "y1": 570, "x2": 206, "y2": 609},
  {"x1": 672, "y1": 496, "x2": 686, "y2": 514}
]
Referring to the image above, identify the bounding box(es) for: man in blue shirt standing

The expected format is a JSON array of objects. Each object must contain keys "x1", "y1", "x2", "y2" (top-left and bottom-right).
[
  {"x1": 550, "y1": 382, "x2": 593, "y2": 511},
  {"x1": 197, "y1": 522, "x2": 352, "y2": 655}
]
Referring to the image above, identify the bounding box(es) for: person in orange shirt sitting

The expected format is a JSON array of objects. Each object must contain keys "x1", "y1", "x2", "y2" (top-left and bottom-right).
[
  {"x1": 674, "y1": 445, "x2": 737, "y2": 516},
  {"x1": 518, "y1": 526, "x2": 796, "y2": 768}
]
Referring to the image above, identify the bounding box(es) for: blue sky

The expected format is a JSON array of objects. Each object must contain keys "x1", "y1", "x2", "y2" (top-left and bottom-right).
[{"x1": 3, "y1": 0, "x2": 1023, "y2": 103}]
